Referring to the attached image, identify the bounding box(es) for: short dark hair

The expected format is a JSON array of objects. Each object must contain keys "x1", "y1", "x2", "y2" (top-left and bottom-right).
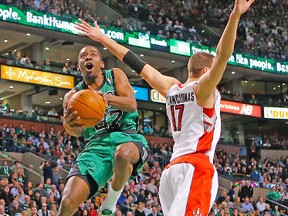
[{"x1": 78, "y1": 45, "x2": 103, "y2": 61}]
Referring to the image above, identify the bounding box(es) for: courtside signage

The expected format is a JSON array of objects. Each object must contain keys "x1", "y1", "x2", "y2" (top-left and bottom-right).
[
  {"x1": 127, "y1": 32, "x2": 151, "y2": 49},
  {"x1": 220, "y1": 100, "x2": 262, "y2": 118},
  {"x1": 132, "y1": 86, "x2": 149, "y2": 101},
  {"x1": 150, "y1": 90, "x2": 166, "y2": 103},
  {"x1": 0, "y1": 4, "x2": 287, "y2": 74},
  {"x1": 264, "y1": 107, "x2": 288, "y2": 119},
  {"x1": 0, "y1": 65, "x2": 74, "y2": 89},
  {"x1": 0, "y1": 4, "x2": 77, "y2": 34},
  {"x1": 170, "y1": 39, "x2": 191, "y2": 56}
]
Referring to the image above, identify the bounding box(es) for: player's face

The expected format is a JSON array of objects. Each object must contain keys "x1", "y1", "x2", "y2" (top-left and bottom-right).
[{"x1": 78, "y1": 46, "x2": 104, "y2": 83}]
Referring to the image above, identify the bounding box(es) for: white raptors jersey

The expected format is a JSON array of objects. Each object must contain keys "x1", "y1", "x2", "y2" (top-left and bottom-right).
[{"x1": 166, "y1": 82, "x2": 221, "y2": 163}]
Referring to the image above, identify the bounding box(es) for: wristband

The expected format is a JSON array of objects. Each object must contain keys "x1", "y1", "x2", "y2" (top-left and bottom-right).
[{"x1": 123, "y1": 50, "x2": 146, "y2": 74}]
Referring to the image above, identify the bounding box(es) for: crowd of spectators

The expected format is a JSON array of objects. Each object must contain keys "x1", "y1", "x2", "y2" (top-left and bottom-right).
[
  {"x1": 110, "y1": 0, "x2": 288, "y2": 61},
  {"x1": 1, "y1": 0, "x2": 288, "y2": 62},
  {"x1": 0, "y1": 121, "x2": 287, "y2": 215},
  {"x1": 213, "y1": 148, "x2": 288, "y2": 215}
]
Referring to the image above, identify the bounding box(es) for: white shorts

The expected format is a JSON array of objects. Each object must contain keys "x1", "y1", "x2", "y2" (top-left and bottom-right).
[{"x1": 159, "y1": 153, "x2": 218, "y2": 216}]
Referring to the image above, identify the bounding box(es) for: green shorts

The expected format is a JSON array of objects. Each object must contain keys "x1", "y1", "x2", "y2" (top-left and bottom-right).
[{"x1": 67, "y1": 131, "x2": 149, "y2": 193}]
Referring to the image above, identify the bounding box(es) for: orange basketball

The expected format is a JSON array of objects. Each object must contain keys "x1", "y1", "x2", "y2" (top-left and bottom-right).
[{"x1": 68, "y1": 89, "x2": 106, "y2": 127}]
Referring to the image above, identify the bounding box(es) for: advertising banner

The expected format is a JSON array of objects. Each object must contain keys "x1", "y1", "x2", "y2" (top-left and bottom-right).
[
  {"x1": 264, "y1": 107, "x2": 288, "y2": 119},
  {"x1": 220, "y1": 100, "x2": 262, "y2": 118},
  {"x1": 0, "y1": 65, "x2": 74, "y2": 89}
]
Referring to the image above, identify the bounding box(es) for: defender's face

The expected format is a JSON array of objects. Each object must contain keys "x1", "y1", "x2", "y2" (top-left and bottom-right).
[{"x1": 78, "y1": 46, "x2": 104, "y2": 83}]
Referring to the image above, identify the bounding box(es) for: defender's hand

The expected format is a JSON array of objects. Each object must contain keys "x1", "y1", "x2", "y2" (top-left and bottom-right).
[
  {"x1": 233, "y1": 0, "x2": 255, "y2": 16},
  {"x1": 75, "y1": 18, "x2": 104, "y2": 42}
]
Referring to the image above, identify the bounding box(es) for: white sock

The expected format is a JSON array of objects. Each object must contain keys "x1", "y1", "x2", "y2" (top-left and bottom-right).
[{"x1": 101, "y1": 184, "x2": 122, "y2": 212}]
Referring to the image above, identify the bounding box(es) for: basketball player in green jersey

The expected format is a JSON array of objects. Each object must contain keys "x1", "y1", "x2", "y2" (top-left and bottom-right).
[{"x1": 58, "y1": 45, "x2": 150, "y2": 216}]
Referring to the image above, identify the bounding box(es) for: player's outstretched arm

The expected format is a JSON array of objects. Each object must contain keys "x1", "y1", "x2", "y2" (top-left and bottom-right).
[
  {"x1": 75, "y1": 19, "x2": 178, "y2": 97},
  {"x1": 196, "y1": 0, "x2": 255, "y2": 102}
]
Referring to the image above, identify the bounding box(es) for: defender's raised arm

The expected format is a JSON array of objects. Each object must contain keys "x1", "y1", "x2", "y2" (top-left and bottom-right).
[{"x1": 75, "y1": 19, "x2": 178, "y2": 97}]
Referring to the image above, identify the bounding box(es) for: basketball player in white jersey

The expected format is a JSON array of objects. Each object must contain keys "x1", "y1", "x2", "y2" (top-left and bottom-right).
[{"x1": 75, "y1": 0, "x2": 255, "y2": 215}]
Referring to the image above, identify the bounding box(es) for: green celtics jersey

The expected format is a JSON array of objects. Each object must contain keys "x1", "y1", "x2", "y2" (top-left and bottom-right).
[{"x1": 74, "y1": 69, "x2": 139, "y2": 141}]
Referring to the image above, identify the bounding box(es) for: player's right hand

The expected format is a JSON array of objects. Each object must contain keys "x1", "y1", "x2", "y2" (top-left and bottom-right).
[
  {"x1": 61, "y1": 106, "x2": 85, "y2": 137},
  {"x1": 62, "y1": 106, "x2": 79, "y2": 126},
  {"x1": 63, "y1": 89, "x2": 77, "y2": 111}
]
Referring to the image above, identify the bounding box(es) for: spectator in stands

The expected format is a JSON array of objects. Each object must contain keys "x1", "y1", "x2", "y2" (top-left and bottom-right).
[
  {"x1": 135, "y1": 202, "x2": 145, "y2": 216},
  {"x1": 241, "y1": 197, "x2": 254, "y2": 213},
  {"x1": 39, "y1": 161, "x2": 54, "y2": 183},
  {"x1": 47, "y1": 108, "x2": 58, "y2": 117},
  {"x1": 6, "y1": 50, "x2": 16, "y2": 65},
  {"x1": 143, "y1": 202, "x2": 152, "y2": 216},
  {"x1": 43, "y1": 59, "x2": 52, "y2": 71},
  {"x1": 17, "y1": 186, "x2": 26, "y2": 204},
  {"x1": 0, "y1": 161, "x2": 12, "y2": 177},
  {"x1": 19, "y1": 55, "x2": 33, "y2": 68},
  {"x1": 250, "y1": 166, "x2": 260, "y2": 181},
  {"x1": 0, "y1": 185, "x2": 13, "y2": 205},
  {"x1": 62, "y1": 62, "x2": 70, "y2": 74},
  {"x1": 9, "y1": 199, "x2": 23, "y2": 215},
  {"x1": 33, "y1": 106, "x2": 43, "y2": 116},
  {"x1": 238, "y1": 180, "x2": 254, "y2": 202},
  {"x1": 0, "y1": 204, "x2": 8, "y2": 216},
  {"x1": 148, "y1": 206, "x2": 161, "y2": 216},
  {"x1": 37, "y1": 203, "x2": 50, "y2": 216},
  {"x1": 231, "y1": 208, "x2": 240, "y2": 216},
  {"x1": 217, "y1": 191, "x2": 227, "y2": 204},
  {"x1": 37, "y1": 138, "x2": 49, "y2": 151},
  {"x1": 249, "y1": 94, "x2": 258, "y2": 104},
  {"x1": 233, "y1": 91, "x2": 244, "y2": 102},
  {"x1": 56, "y1": 155, "x2": 65, "y2": 168},
  {"x1": 262, "y1": 203, "x2": 274, "y2": 216},
  {"x1": 88, "y1": 202, "x2": 97, "y2": 216},
  {"x1": 267, "y1": 186, "x2": 280, "y2": 201},
  {"x1": 256, "y1": 196, "x2": 266, "y2": 213}
]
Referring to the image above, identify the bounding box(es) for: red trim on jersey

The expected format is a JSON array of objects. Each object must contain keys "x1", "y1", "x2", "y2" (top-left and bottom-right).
[
  {"x1": 177, "y1": 83, "x2": 183, "y2": 88},
  {"x1": 196, "y1": 129, "x2": 214, "y2": 154},
  {"x1": 203, "y1": 107, "x2": 215, "y2": 118},
  {"x1": 165, "y1": 152, "x2": 209, "y2": 169},
  {"x1": 203, "y1": 121, "x2": 212, "y2": 126},
  {"x1": 163, "y1": 153, "x2": 214, "y2": 216}
]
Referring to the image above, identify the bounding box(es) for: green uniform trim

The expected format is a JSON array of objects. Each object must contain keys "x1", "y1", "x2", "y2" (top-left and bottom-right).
[{"x1": 72, "y1": 69, "x2": 149, "y2": 190}]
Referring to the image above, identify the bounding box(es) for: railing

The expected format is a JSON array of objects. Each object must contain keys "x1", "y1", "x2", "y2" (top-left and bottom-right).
[
  {"x1": 0, "y1": 111, "x2": 62, "y2": 124},
  {"x1": 0, "y1": 150, "x2": 42, "y2": 176},
  {"x1": 265, "y1": 198, "x2": 288, "y2": 216},
  {"x1": 0, "y1": 56, "x2": 80, "y2": 77}
]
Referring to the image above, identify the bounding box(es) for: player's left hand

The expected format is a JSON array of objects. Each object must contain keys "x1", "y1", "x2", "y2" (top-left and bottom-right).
[
  {"x1": 233, "y1": 0, "x2": 255, "y2": 16},
  {"x1": 75, "y1": 18, "x2": 104, "y2": 42},
  {"x1": 87, "y1": 85, "x2": 108, "y2": 107}
]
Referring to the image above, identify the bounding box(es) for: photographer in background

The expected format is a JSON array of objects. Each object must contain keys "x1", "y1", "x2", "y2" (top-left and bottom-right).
[{"x1": 39, "y1": 161, "x2": 55, "y2": 183}]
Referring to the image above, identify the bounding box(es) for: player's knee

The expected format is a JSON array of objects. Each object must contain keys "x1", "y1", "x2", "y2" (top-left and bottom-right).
[
  {"x1": 114, "y1": 145, "x2": 132, "y2": 164},
  {"x1": 61, "y1": 195, "x2": 76, "y2": 209}
]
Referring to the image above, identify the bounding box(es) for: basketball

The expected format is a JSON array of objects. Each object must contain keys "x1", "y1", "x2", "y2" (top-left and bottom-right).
[{"x1": 68, "y1": 89, "x2": 106, "y2": 127}]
